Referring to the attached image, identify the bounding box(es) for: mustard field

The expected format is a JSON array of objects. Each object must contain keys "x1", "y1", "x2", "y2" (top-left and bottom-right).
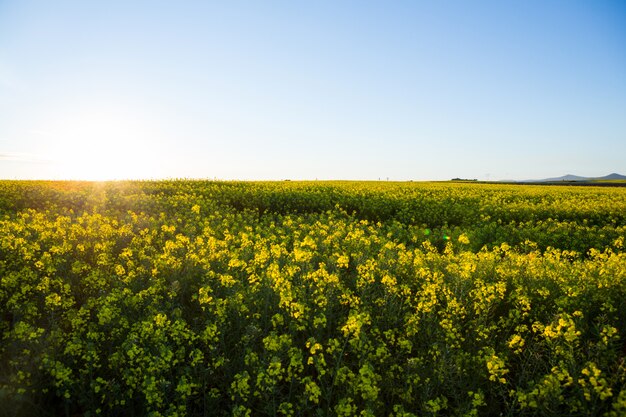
[{"x1": 1, "y1": 180, "x2": 625, "y2": 416}]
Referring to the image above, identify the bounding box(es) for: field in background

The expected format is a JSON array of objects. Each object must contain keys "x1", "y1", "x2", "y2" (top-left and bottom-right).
[{"x1": 1, "y1": 180, "x2": 625, "y2": 416}]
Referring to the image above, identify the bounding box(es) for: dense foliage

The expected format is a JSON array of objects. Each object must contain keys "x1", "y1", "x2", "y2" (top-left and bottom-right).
[{"x1": 1, "y1": 180, "x2": 625, "y2": 416}]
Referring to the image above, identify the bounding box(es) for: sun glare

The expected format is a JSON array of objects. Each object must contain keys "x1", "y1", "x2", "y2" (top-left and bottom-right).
[{"x1": 47, "y1": 105, "x2": 163, "y2": 181}]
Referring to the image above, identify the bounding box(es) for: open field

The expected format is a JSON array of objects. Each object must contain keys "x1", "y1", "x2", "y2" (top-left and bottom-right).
[{"x1": 1, "y1": 180, "x2": 626, "y2": 416}]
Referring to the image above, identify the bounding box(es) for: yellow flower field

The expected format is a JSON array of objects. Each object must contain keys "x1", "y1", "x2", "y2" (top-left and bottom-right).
[{"x1": 1, "y1": 180, "x2": 625, "y2": 416}]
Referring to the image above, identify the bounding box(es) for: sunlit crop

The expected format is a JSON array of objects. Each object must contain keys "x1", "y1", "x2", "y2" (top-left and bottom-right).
[{"x1": 1, "y1": 180, "x2": 625, "y2": 416}]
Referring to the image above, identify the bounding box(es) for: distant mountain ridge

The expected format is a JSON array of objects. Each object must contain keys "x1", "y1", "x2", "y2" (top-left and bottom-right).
[{"x1": 523, "y1": 173, "x2": 626, "y2": 182}]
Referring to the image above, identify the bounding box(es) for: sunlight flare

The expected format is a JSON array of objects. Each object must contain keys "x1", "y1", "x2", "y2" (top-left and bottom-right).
[{"x1": 47, "y1": 106, "x2": 163, "y2": 180}]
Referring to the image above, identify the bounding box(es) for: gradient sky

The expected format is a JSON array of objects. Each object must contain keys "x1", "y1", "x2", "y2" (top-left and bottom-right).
[{"x1": 1, "y1": 1, "x2": 625, "y2": 181}]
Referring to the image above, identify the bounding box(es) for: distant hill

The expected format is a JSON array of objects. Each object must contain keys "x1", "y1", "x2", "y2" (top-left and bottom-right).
[
  {"x1": 594, "y1": 173, "x2": 626, "y2": 181},
  {"x1": 523, "y1": 173, "x2": 626, "y2": 183}
]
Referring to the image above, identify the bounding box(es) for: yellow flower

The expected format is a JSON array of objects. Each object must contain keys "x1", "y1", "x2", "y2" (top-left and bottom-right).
[
  {"x1": 336, "y1": 255, "x2": 350, "y2": 269},
  {"x1": 154, "y1": 313, "x2": 168, "y2": 327},
  {"x1": 458, "y1": 234, "x2": 470, "y2": 245}
]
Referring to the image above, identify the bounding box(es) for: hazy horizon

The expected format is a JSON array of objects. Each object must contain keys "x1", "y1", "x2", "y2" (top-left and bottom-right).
[{"x1": 1, "y1": 1, "x2": 625, "y2": 181}]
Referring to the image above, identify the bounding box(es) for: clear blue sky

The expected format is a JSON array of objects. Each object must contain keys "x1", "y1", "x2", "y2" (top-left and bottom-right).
[{"x1": 1, "y1": 1, "x2": 625, "y2": 180}]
